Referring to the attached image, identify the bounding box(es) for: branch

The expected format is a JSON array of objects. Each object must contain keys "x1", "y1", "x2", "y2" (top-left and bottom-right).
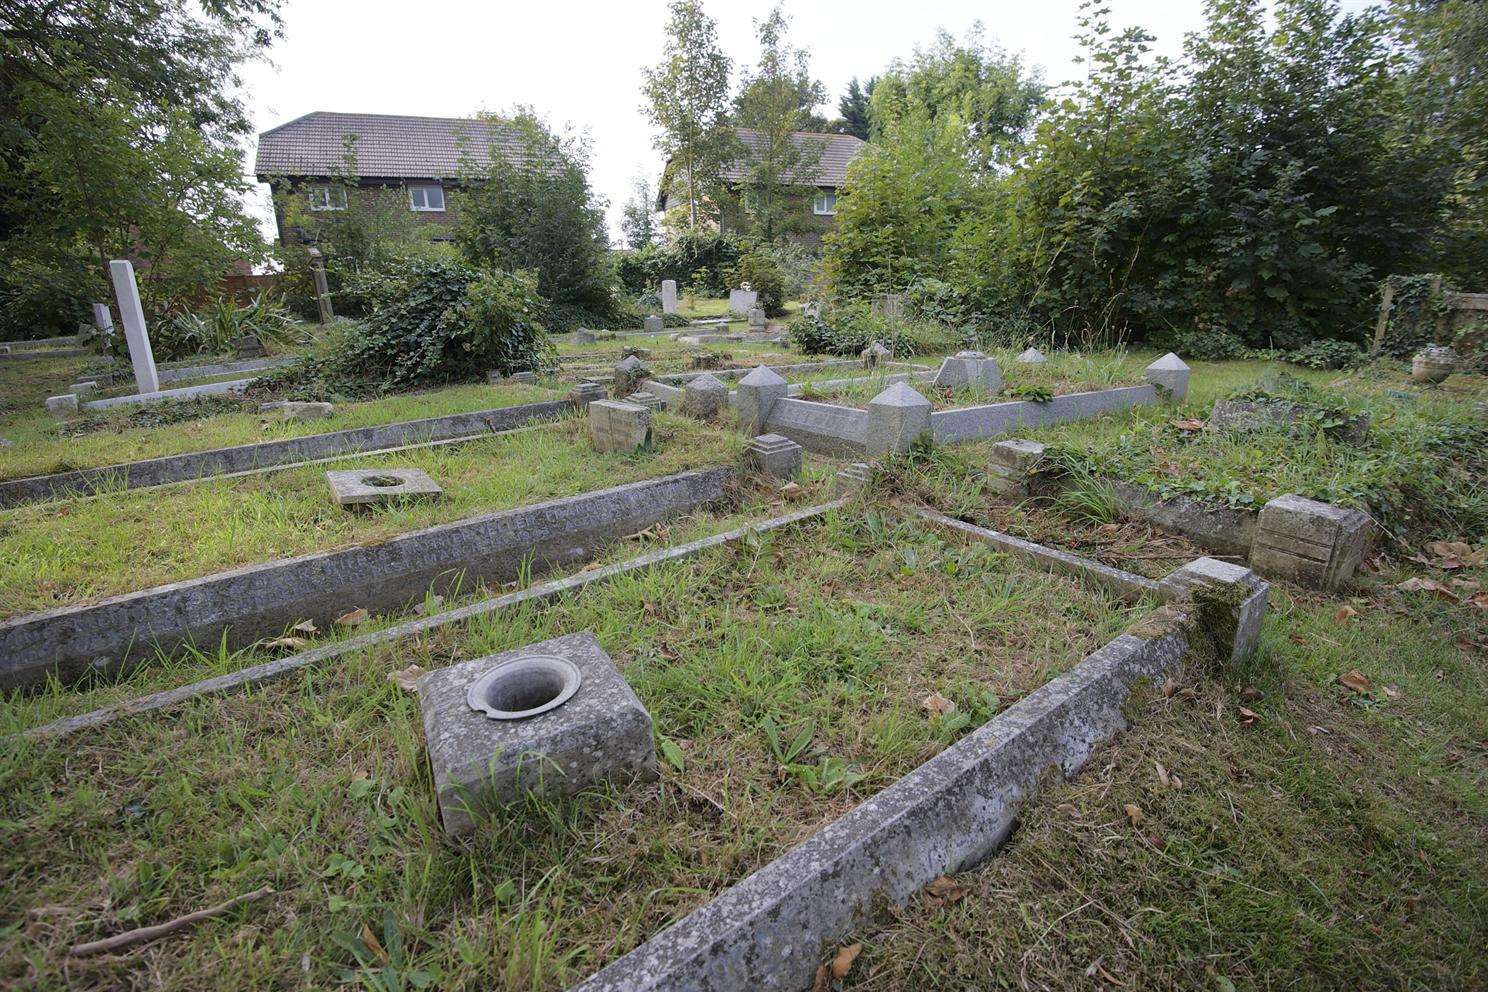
[{"x1": 68, "y1": 886, "x2": 275, "y2": 957}]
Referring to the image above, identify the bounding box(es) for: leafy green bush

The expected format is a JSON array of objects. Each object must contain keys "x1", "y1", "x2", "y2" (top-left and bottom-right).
[
  {"x1": 148, "y1": 293, "x2": 300, "y2": 361},
  {"x1": 260, "y1": 259, "x2": 552, "y2": 398},
  {"x1": 614, "y1": 232, "x2": 743, "y2": 296},
  {"x1": 729, "y1": 245, "x2": 787, "y2": 316},
  {"x1": 789, "y1": 303, "x2": 956, "y2": 357},
  {"x1": 1287, "y1": 339, "x2": 1365, "y2": 370},
  {"x1": 636, "y1": 292, "x2": 663, "y2": 312},
  {"x1": 1152, "y1": 327, "x2": 1250, "y2": 361}
]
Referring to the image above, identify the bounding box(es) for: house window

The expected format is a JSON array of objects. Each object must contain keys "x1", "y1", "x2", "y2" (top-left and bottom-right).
[
  {"x1": 308, "y1": 185, "x2": 347, "y2": 211},
  {"x1": 812, "y1": 193, "x2": 837, "y2": 216},
  {"x1": 409, "y1": 185, "x2": 445, "y2": 212}
]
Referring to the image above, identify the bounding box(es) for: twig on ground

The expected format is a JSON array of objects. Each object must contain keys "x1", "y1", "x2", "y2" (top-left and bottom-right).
[{"x1": 68, "y1": 886, "x2": 275, "y2": 958}]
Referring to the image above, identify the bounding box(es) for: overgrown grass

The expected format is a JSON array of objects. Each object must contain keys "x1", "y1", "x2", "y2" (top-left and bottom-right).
[
  {"x1": 0, "y1": 508, "x2": 1148, "y2": 990},
  {"x1": 0, "y1": 414, "x2": 740, "y2": 618},
  {"x1": 0, "y1": 381, "x2": 562, "y2": 482}
]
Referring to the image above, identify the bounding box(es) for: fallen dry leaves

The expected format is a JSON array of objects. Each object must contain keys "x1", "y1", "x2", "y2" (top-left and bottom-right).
[
  {"x1": 1334, "y1": 604, "x2": 1358, "y2": 624},
  {"x1": 335, "y1": 608, "x2": 370, "y2": 627},
  {"x1": 1172, "y1": 418, "x2": 1207, "y2": 432},
  {"x1": 811, "y1": 943, "x2": 863, "y2": 991},
  {"x1": 922, "y1": 875, "x2": 969, "y2": 907},
  {"x1": 921, "y1": 691, "x2": 957, "y2": 717},
  {"x1": 1123, "y1": 802, "x2": 1144, "y2": 827},
  {"x1": 262, "y1": 636, "x2": 309, "y2": 651},
  {"x1": 1338, "y1": 669, "x2": 1373, "y2": 695},
  {"x1": 387, "y1": 664, "x2": 426, "y2": 691},
  {"x1": 1237, "y1": 706, "x2": 1260, "y2": 726}
]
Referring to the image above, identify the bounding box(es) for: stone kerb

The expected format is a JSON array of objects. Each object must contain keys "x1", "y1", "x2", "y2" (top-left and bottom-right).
[
  {"x1": 1144, "y1": 352, "x2": 1191, "y2": 403},
  {"x1": 744, "y1": 433, "x2": 803, "y2": 480},
  {"x1": 734, "y1": 365, "x2": 789, "y2": 435},
  {"x1": 680, "y1": 373, "x2": 728, "y2": 419},
  {"x1": 865, "y1": 382, "x2": 933, "y2": 456},
  {"x1": 934, "y1": 351, "x2": 1002, "y2": 392}
]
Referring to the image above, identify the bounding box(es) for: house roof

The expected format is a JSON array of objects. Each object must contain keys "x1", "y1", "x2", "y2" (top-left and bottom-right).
[
  {"x1": 719, "y1": 129, "x2": 866, "y2": 187},
  {"x1": 253, "y1": 111, "x2": 530, "y2": 181}
]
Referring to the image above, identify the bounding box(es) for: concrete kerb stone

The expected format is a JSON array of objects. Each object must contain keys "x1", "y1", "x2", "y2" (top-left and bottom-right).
[
  {"x1": 419, "y1": 632, "x2": 655, "y2": 836},
  {"x1": 589, "y1": 399, "x2": 652, "y2": 453},
  {"x1": 20, "y1": 498, "x2": 849, "y2": 742},
  {"x1": 0, "y1": 399, "x2": 578, "y2": 509},
  {"x1": 1144, "y1": 352, "x2": 1191, "y2": 403},
  {"x1": 81, "y1": 376, "x2": 258, "y2": 412},
  {"x1": 45, "y1": 394, "x2": 79, "y2": 420},
  {"x1": 734, "y1": 366, "x2": 789, "y2": 434},
  {"x1": 865, "y1": 382, "x2": 932, "y2": 456},
  {"x1": 1157, "y1": 557, "x2": 1268, "y2": 665},
  {"x1": 0, "y1": 467, "x2": 733, "y2": 693},
  {"x1": 681, "y1": 373, "x2": 729, "y2": 419},
  {"x1": 744, "y1": 433, "x2": 803, "y2": 480}
]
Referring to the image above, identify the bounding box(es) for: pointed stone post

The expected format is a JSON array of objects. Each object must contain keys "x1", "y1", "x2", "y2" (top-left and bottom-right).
[
  {"x1": 1015, "y1": 347, "x2": 1047, "y2": 364},
  {"x1": 681, "y1": 372, "x2": 729, "y2": 419},
  {"x1": 735, "y1": 365, "x2": 788, "y2": 435},
  {"x1": 107, "y1": 259, "x2": 160, "y2": 395},
  {"x1": 866, "y1": 381, "x2": 933, "y2": 456},
  {"x1": 1144, "y1": 353, "x2": 1191, "y2": 403},
  {"x1": 307, "y1": 247, "x2": 334, "y2": 324}
]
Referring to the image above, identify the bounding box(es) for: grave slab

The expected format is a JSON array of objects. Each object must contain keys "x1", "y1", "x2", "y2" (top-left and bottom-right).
[
  {"x1": 327, "y1": 468, "x2": 443, "y2": 507},
  {"x1": 590, "y1": 399, "x2": 652, "y2": 453}
]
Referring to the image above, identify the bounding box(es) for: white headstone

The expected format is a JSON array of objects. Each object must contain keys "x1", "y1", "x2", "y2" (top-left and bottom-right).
[
  {"x1": 108, "y1": 260, "x2": 160, "y2": 394},
  {"x1": 91, "y1": 303, "x2": 115, "y2": 340},
  {"x1": 728, "y1": 288, "x2": 758, "y2": 315},
  {"x1": 661, "y1": 280, "x2": 678, "y2": 314}
]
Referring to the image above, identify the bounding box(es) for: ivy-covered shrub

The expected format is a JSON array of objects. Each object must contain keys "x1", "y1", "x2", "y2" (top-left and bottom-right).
[
  {"x1": 729, "y1": 246, "x2": 787, "y2": 316},
  {"x1": 789, "y1": 303, "x2": 956, "y2": 357},
  {"x1": 614, "y1": 232, "x2": 742, "y2": 296},
  {"x1": 1287, "y1": 339, "x2": 1365, "y2": 370},
  {"x1": 1152, "y1": 327, "x2": 1250, "y2": 361},
  {"x1": 636, "y1": 292, "x2": 663, "y2": 312},
  {"x1": 256, "y1": 258, "x2": 552, "y2": 398},
  {"x1": 1378, "y1": 274, "x2": 1455, "y2": 359}
]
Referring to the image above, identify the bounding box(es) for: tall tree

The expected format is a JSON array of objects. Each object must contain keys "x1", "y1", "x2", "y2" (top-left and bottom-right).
[
  {"x1": 456, "y1": 110, "x2": 615, "y2": 325},
  {"x1": 620, "y1": 174, "x2": 658, "y2": 249},
  {"x1": 732, "y1": 3, "x2": 827, "y2": 240},
  {"x1": 0, "y1": 0, "x2": 281, "y2": 337},
  {"x1": 834, "y1": 76, "x2": 876, "y2": 139},
  {"x1": 641, "y1": 0, "x2": 734, "y2": 232},
  {"x1": 870, "y1": 24, "x2": 1045, "y2": 169}
]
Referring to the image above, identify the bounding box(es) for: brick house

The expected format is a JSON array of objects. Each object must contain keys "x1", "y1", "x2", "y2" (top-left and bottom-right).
[
  {"x1": 253, "y1": 112, "x2": 531, "y2": 246},
  {"x1": 657, "y1": 128, "x2": 866, "y2": 245}
]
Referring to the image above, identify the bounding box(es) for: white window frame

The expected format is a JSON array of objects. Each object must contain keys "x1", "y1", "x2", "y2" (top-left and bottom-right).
[
  {"x1": 812, "y1": 192, "x2": 837, "y2": 216},
  {"x1": 308, "y1": 184, "x2": 347, "y2": 212},
  {"x1": 408, "y1": 184, "x2": 446, "y2": 212}
]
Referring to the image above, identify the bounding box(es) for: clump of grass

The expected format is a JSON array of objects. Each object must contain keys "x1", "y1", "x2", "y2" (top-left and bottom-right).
[{"x1": 1052, "y1": 469, "x2": 1122, "y2": 525}]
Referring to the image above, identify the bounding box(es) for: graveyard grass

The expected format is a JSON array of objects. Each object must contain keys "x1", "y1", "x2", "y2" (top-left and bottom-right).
[
  {"x1": 0, "y1": 413, "x2": 742, "y2": 618},
  {"x1": 0, "y1": 507, "x2": 1155, "y2": 990},
  {"x1": 0, "y1": 350, "x2": 564, "y2": 481}
]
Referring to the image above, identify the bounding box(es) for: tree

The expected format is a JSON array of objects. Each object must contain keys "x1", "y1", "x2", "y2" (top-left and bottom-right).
[
  {"x1": 620, "y1": 175, "x2": 658, "y2": 249},
  {"x1": 641, "y1": 0, "x2": 734, "y2": 232},
  {"x1": 870, "y1": 24, "x2": 1045, "y2": 169},
  {"x1": 455, "y1": 109, "x2": 616, "y2": 327},
  {"x1": 0, "y1": 0, "x2": 282, "y2": 338},
  {"x1": 732, "y1": 3, "x2": 827, "y2": 240},
  {"x1": 834, "y1": 76, "x2": 876, "y2": 139}
]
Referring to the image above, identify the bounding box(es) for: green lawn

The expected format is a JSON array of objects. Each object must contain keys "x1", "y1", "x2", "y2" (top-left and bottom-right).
[
  {"x1": 0, "y1": 414, "x2": 740, "y2": 618},
  {"x1": 0, "y1": 507, "x2": 1150, "y2": 991}
]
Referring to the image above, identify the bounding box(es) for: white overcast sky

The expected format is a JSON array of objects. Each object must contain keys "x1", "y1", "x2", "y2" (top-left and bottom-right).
[{"x1": 237, "y1": 0, "x2": 1380, "y2": 245}]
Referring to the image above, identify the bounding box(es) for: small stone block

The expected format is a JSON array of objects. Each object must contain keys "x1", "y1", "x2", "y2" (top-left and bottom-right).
[
  {"x1": 623, "y1": 346, "x2": 652, "y2": 360},
  {"x1": 573, "y1": 330, "x2": 597, "y2": 344},
  {"x1": 327, "y1": 468, "x2": 443, "y2": 507},
  {"x1": 1158, "y1": 557, "x2": 1268, "y2": 664},
  {"x1": 836, "y1": 462, "x2": 873, "y2": 493},
  {"x1": 745, "y1": 433, "x2": 803, "y2": 480},
  {"x1": 1144, "y1": 352, "x2": 1190, "y2": 403},
  {"x1": 510, "y1": 371, "x2": 537, "y2": 384},
  {"x1": 628, "y1": 391, "x2": 662, "y2": 411},
  {"x1": 486, "y1": 370, "x2": 506, "y2": 384},
  {"x1": 644, "y1": 315, "x2": 664, "y2": 334},
  {"x1": 681, "y1": 373, "x2": 729, "y2": 419},
  {"x1": 989, "y1": 439, "x2": 1047, "y2": 472},
  {"x1": 860, "y1": 341, "x2": 891, "y2": 369},
  {"x1": 865, "y1": 381, "x2": 933, "y2": 456},
  {"x1": 747, "y1": 307, "x2": 767, "y2": 332},
  {"x1": 1016, "y1": 347, "x2": 1047, "y2": 364},
  {"x1": 45, "y1": 394, "x2": 79, "y2": 420},
  {"x1": 280, "y1": 401, "x2": 333, "y2": 421},
  {"x1": 568, "y1": 381, "x2": 608, "y2": 407},
  {"x1": 417, "y1": 632, "x2": 656, "y2": 837},
  {"x1": 589, "y1": 399, "x2": 652, "y2": 453},
  {"x1": 735, "y1": 365, "x2": 788, "y2": 435},
  {"x1": 1251, "y1": 494, "x2": 1372, "y2": 591},
  {"x1": 69, "y1": 381, "x2": 100, "y2": 398}
]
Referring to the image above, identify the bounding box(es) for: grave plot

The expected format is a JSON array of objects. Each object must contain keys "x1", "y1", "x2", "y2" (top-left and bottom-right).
[
  {"x1": 0, "y1": 414, "x2": 740, "y2": 622},
  {"x1": 0, "y1": 507, "x2": 1162, "y2": 991},
  {"x1": 0, "y1": 378, "x2": 561, "y2": 484}
]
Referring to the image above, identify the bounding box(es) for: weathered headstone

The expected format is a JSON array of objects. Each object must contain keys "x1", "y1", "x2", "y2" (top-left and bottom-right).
[
  {"x1": 417, "y1": 632, "x2": 656, "y2": 836},
  {"x1": 1143, "y1": 353, "x2": 1190, "y2": 403},
  {"x1": 612, "y1": 355, "x2": 649, "y2": 397},
  {"x1": 487, "y1": 370, "x2": 506, "y2": 384},
  {"x1": 860, "y1": 341, "x2": 891, "y2": 369},
  {"x1": 1015, "y1": 347, "x2": 1047, "y2": 365},
  {"x1": 866, "y1": 382, "x2": 933, "y2": 455},
  {"x1": 573, "y1": 329, "x2": 597, "y2": 344},
  {"x1": 728, "y1": 288, "x2": 758, "y2": 314},
  {"x1": 644, "y1": 315, "x2": 664, "y2": 334},
  {"x1": 1208, "y1": 397, "x2": 1368, "y2": 443},
  {"x1": 91, "y1": 303, "x2": 115, "y2": 343},
  {"x1": 307, "y1": 247, "x2": 334, "y2": 324},
  {"x1": 589, "y1": 399, "x2": 652, "y2": 453},
  {"x1": 870, "y1": 293, "x2": 905, "y2": 319},
  {"x1": 108, "y1": 259, "x2": 160, "y2": 394},
  {"x1": 1251, "y1": 494, "x2": 1373, "y2": 591},
  {"x1": 45, "y1": 394, "x2": 79, "y2": 420},
  {"x1": 735, "y1": 365, "x2": 789, "y2": 435},
  {"x1": 232, "y1": 333, "x2": 267, "y2": 358},
  {"x1": 661, "y1": 280, "x2": 678, "y2": 314},
  {"x1": 280, "y1": 401, "x2": 334, "y2": 421},
  {"x1": 745, "y1": 433, "x2": 803, "y2": 480},
  {"x1": 934, "y1": 351, "x2": 998, "y2": 391},
  {"x1": 510, "y1": 371, "x2": 538, "y2": 384},
  {"x1": 681, "y1": 373, "x2": 729, "y2": 419},
  {"x1": 747, "y1": 307, "x2": 767, "y2": 333}
]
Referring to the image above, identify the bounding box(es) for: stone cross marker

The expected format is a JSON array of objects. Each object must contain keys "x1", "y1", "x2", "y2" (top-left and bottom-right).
[
  {"x1": 107, "y1": 260, "x2": 160, "y2": 395},
  {"x1": 661, "y1": 280, "x2": 678, "y2": 314},
  {"x1": 307, "y1": 247, "x2": 334, "y2": 324}
]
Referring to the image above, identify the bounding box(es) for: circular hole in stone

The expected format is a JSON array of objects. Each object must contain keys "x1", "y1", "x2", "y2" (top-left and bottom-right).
[
  {"x1": 361, "y1": 475, "x2": 405, "y2": 488},
  {"x1": 466, "y1": 655, "x2": 582, "y2": 720}
]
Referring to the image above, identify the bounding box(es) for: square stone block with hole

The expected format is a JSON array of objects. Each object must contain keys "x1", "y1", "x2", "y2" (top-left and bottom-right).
[
  {"x1": 327, "y1": 468, "x2": 443, "y2": 508},
  {"x1": 589, "y1": 399, "x2": 651, "y2": 453},
  {"x1": 745, "y1": 433, "x2": 803, "y2": 480},
  {"x1": 1251, "y1": 494, "x2": 1373, "y2": 591},
  {"x1": 417, "y1": 631, "x2": 656, "y2": 837}
]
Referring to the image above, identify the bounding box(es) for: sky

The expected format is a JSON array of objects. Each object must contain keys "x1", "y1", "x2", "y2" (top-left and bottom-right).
[{"x1": 236, "y1": 0, "x2": 1378, "y2": 244}]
